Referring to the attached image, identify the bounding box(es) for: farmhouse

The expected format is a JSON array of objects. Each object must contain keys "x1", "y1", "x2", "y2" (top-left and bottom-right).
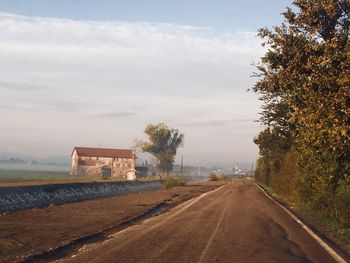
[{"x1": 71, "y1": 147, "x2": 136, "y2": 179}]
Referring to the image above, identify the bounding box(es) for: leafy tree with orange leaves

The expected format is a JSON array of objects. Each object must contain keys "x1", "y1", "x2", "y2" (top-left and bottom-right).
[{"x1": 253, "y1": 0, "x2": 350, "y2": 215}]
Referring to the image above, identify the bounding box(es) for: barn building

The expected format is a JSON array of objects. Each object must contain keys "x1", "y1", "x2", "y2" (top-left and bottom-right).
[{"x1": 71, "y1": 147, "x2": 136, "y2": 180}]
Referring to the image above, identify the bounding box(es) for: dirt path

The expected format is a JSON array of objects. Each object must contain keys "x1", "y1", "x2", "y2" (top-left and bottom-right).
[
  {"x1": 60, "y1": 180, "x2": 348, "y2": 263},
  {"x1": 0, "y1": 181, "x2": 225, "y2": 263}
]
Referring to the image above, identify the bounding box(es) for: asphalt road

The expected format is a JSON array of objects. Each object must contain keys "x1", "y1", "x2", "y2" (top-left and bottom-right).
[{"x1": 61, "y1": 180, "x2": 342, "y2": 263}]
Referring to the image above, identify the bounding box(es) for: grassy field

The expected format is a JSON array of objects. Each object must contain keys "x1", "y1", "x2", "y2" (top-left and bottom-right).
[
  {"x1": 0, "y1": 169, "x2": 163, "y2": 187},
  {"x1": 0, "y1": 169, "x2": 210, "y2": 187},
  {"x1": 0, "y1": 169, "x2": 71, "y2": 181},
  {"x1": 0, "y1": 169, "x2": 115, "y2": 186}
]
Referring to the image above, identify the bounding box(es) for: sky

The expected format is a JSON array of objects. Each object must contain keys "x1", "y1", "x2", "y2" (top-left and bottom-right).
[{"x1": 0, "y1": 0, "x2": 293, "y2": 168}]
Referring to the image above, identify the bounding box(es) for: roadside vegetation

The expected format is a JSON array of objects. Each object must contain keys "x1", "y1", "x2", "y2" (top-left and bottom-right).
[
  {"x1": 257, "y1": 182, "x2": 350, "y2": 245},
  {"x1": 163, "y1": 176, "x2": 186, "y2": 189},
  {"x1": 253, "y1": 0, "x2": 350, "y2": 243},
  {"x1": 208, "y1": 172, "x2": 225, "y2": 181}
]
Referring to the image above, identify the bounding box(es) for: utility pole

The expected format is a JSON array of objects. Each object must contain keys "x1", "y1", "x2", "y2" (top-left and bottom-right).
[
  {"x1": 251, "y1": 162, "x2": 254, "y2": 177},
  {"x1": 180, "y1": 155, "x2": 183, "y2": 177}
]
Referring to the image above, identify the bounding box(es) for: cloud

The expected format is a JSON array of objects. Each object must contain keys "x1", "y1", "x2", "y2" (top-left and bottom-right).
[
  {"x1": 96, "y1": 112, "x2": 135, "y2": 118},
  {"x1": 181, "y1": 118, "x2": 257, "y2": 127},
  {"x1": 0, "y1": 12, "x2": 264, "y2": 165},
  {"x1": 0, "y1": 82, "x2": 77, "y2": 112},
  {"x1": 0, "y1": 12, "x2": 263, "y2": 96}
]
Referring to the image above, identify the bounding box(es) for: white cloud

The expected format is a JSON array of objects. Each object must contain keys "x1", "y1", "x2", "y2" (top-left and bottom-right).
[{"x1": 0, "y1": 12, "x2": 264, "y2": 167}]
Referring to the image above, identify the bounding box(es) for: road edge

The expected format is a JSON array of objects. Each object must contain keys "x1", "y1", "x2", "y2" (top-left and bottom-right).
[{"x1": 252, "y1": 179, "x2": 348, "y2": 263}]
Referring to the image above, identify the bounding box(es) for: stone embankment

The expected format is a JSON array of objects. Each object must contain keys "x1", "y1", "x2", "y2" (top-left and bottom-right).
[{"x1": 0, "y1": 181, "x2": 162, "y2": 213}]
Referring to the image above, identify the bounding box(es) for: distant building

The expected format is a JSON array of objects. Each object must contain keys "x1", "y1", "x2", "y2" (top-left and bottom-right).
[
  {"x1": 234, "y1": 164, "x2": 247, "y2": 176},
  {"x1": 234, "y1": 164, "x2": 239, "y2": 175},
  {"x1": 71, "y1": 147, "x2": 136, "y2": 180}
]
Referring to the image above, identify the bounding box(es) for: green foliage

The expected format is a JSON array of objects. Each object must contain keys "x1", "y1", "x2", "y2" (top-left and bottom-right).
[
  {"x1": 254, "y1": 156, "x2": 271, "y2": 185},
  {"x1": 301, "y1": 201, "x2": 350, "y2": 244},
  {"x1": 254, "y1": 127, "x2": 292, "y2": 171},
  {"x1": 164, "y1": 176, "x2": 186, "y2": 189},
  {"x1": 270, "y1": 150, "x2": 303, "y2": 203},
  {"x1": 253, "y1": 0, "x2": 350, "y2": 225},
  {"x1": 142, "y1": 123, "x2": 184, "y2": 175},
  {"x1": 333, "y1": 184, "x2": 350, "y2": 224}
]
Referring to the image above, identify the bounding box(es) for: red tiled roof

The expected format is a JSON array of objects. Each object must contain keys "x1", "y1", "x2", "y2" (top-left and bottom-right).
[{"x1": 72, "y1": 147, "x2": 134, "y2": 159}]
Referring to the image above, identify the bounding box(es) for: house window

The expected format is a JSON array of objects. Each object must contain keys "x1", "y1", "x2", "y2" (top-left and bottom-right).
[{"x1": 78, "y1": 159, "x2": 86, "y2": 165}]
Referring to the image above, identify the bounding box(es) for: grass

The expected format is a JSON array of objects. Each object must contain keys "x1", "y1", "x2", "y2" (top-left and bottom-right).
[
  {"x1": 0, "y1": 169, "x2": 120, "y2": 185},
  {"x1": 163, "y1": 176, "x2": 186, "y2": 189},
  {"x1": 0, "y1": 169, "x2": 165, "y2": 187},
  {"x1": 0, "y1": 169, "x2": 206, "y2": 187},
  {"x1": 0, "y1": 169, "x2": 71, "y2": 181},
  {"x1": 255, "y1": 182, "x2": 293, "y2": 207},
  {"x1": 255, "y1": 180, "x2": 350, "y2": 246},
  {"x1": 300, "y1": 206, "x2": 350, "y2": 245}
]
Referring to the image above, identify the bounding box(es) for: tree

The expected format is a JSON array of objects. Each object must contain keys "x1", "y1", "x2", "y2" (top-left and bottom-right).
[
  {"x1": 253, "y1": 0, "x2": 350, "y2": 211},
  {"x1": 141, "y1": 123, "x2": 184, "y2": 177}
]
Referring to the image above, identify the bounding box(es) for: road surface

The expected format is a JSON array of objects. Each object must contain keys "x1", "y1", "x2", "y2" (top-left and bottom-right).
[{"x1": 61, "y1": 180, "x2": 343, "y2": 263}]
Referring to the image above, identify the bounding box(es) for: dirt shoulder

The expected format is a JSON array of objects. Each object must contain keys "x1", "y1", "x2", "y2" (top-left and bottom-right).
[{"x1": 0, "y1": 181, "x2": 226, "y2": 263}]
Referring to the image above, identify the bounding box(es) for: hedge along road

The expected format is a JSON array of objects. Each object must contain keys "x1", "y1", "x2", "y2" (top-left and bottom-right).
[{"x1": 60, "y1": 180, "x2": 347, "y2": 263}]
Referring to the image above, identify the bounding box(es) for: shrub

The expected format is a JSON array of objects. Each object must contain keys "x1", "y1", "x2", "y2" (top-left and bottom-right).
[
  {"x1": 164, "y1": 176, "x2": 186, "y2": 189},
  {"x1": 254, "y1": 156, "x2": 271, "y2": 185},
  {"x1": 209, "y1": 173, "x2": 219, "y2": 181},
  {"x1": 209, "y1": 172, "x2": 225, "y2": 181}
]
